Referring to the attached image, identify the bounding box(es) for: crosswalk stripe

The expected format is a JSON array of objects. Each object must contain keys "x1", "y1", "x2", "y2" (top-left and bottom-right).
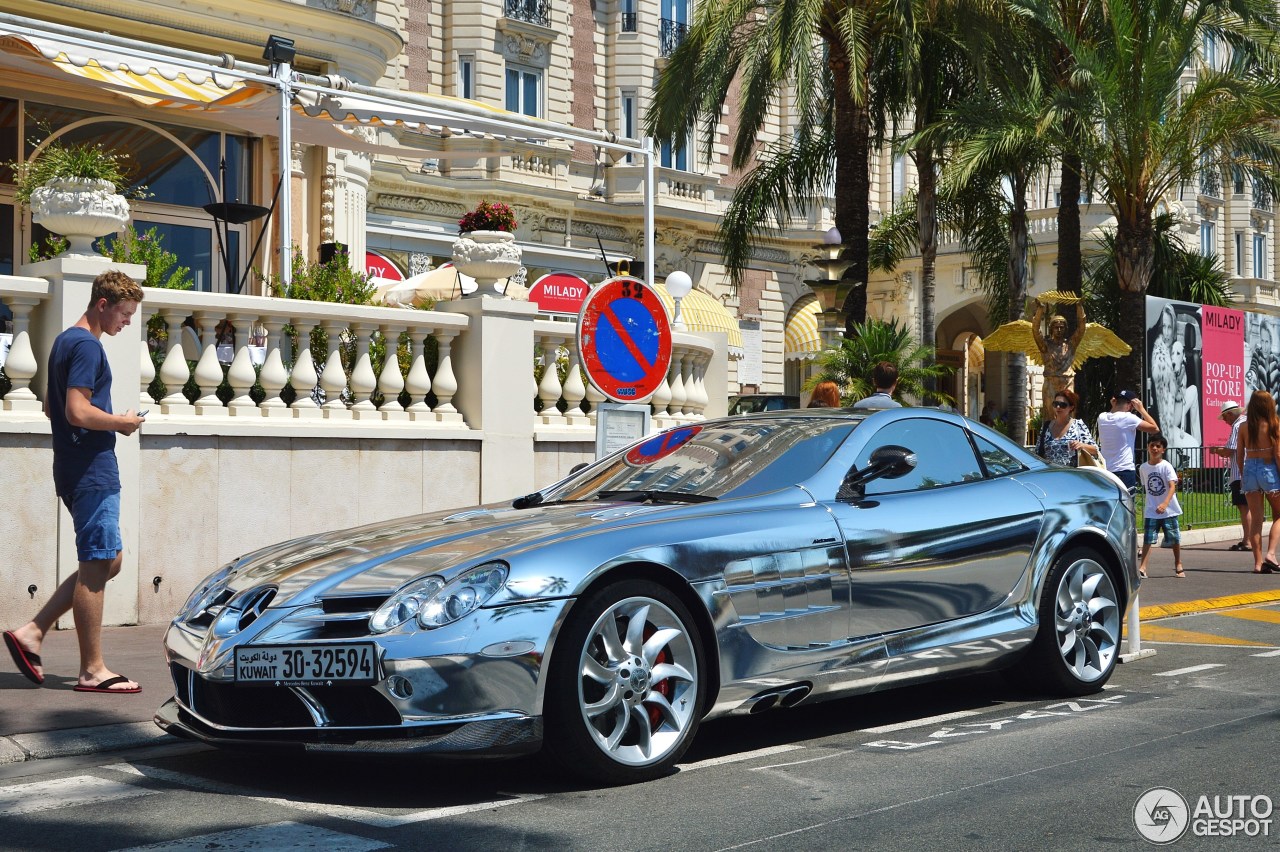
[
  {"x1": 112, "y1": 821, "x2": 389, "y2": 852},
  {"x1": 677, "y1": 744, "x2": 805, "y2": 772},
  {"x1": 1218, "y1": 607, "x2": 1280, "y2": 625},
  {"x1": 1129, "y1": 624, "x2": 1268, "y2": 646},
  {"x1": 104, "y1": 762, "x2": 542, "y2": 828},
  {"x1": 0, "y1": 775, "x2": 155, "y2": 817},
  {"x1": 1154, "y1": 664, "x2": 1226, "y2": 677}
]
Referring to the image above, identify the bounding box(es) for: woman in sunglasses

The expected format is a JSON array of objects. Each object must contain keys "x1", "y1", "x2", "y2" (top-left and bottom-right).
[{"x1": 1035, "y1": 389, "x2": 1101, "y2": 467}]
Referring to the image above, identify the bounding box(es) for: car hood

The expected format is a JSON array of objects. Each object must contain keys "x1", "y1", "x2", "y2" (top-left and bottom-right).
[{"x1": 220, "y1": 499, "x2": 710, "y2": 602}]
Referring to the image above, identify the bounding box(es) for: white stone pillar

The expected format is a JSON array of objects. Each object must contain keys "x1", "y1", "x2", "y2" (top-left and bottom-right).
[{"x1": 446, "y1": 296, "x2": 537, "y2": 502}]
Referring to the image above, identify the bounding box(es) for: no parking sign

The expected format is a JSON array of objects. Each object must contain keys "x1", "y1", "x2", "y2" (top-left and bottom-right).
[{"x1": 578, "y1": 276, "x2": 673, "y2": 403}]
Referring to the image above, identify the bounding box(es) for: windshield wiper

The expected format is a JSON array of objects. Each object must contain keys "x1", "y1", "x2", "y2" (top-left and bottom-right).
[{"x1": 595, "y1": 490, "x2": 716, "y2": 504}]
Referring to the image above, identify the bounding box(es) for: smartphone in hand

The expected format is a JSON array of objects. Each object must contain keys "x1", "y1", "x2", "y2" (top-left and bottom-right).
[{"x1": 138, "y1": 410, "x2": 150, "y2": 418}]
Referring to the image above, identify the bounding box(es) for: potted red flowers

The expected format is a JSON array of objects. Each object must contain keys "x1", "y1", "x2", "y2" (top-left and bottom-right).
[{"x1": 452, "y1": 200, "x2": 522, "y2": 298}]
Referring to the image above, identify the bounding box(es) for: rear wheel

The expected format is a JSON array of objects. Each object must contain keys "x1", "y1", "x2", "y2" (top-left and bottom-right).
[
  {"x1": 544, "y1": 579, "x2": 703, "y2": 784},
  {"x1": 1009, "y1": 548, "x2": 1121, "y2": 695}
]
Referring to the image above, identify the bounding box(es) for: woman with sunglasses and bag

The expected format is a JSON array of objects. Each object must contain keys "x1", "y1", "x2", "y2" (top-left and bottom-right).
[{"x1": 1035, "y1": 389, "x2": 1101, "y2": 467}]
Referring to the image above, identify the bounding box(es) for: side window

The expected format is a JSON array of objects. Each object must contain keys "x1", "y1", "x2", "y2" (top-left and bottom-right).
[
  {"x1": 856, "y1": 419, "x2": 984, "y2": 495},
  {"x1": 971, "y1": 433, "x2": 1027, "y2": 477}
]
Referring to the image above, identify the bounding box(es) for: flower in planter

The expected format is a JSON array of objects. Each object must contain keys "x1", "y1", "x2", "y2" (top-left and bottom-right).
[
  {"x1": 7, "y1": 138, "x2": 146, "y2": 205},
  {"x1": 458, "y1": 200, "x2": 517, "y2": 234}
]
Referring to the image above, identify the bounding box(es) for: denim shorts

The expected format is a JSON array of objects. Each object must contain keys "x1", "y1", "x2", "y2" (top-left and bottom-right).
[
  {"x1": 1143, "y1": 516, "x2": 1181, "y2": 546},
  {"x1": 1242, "y1": 458, "x2": 1280, "y2": 494},
  {"x1": 61, "y1": 488, "x2": 122, "y2": 562},
  {"x1": 1113, "y1": 468, "x2": 1137, "y2": 491}
]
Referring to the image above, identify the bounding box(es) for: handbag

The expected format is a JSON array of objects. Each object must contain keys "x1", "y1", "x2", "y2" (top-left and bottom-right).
[{"x1": 1077, "y1": 448, "x2": 1100, "y2": 468}]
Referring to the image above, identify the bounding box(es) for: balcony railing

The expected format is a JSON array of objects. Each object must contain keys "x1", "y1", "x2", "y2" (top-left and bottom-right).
[
  {"x1": 621, "y1": 12, "x2": 637, "y2": 32},
  {"x1": 1200, "y1": 168, "x2": 1222, "y2": 198},
  {"x1": 1254, "y1": 180, "x2": 1273, "y2": 211},
  {"x1": 505, "y1": 0, "x2": 551, "y2": 28},
  {"x1": 659, "y1": 18, "x2": 687, "y2": 57}
]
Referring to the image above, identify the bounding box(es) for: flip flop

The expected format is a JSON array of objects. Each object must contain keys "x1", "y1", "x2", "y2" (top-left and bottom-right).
[
  {"x1": 1229, "y1": 541, "x2": 1250, "y2": 551},
  {"x1": 4, "y1": 631, "x2": 43, "y2": 685},
  {"x1": 73, "y1": 675, "x2": 140, "y2": 694},
  {"x1": 1138, "y1": 569, "x2": 1149, "y2": 579},
  {"x1": 1175, "y1": 567, "x2": 1186, "y2": 578}
]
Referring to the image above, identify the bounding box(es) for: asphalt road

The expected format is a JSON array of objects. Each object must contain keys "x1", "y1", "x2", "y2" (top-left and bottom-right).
[{"x1": 2, "y1": 605, "x2": 1277, "y2": 852}]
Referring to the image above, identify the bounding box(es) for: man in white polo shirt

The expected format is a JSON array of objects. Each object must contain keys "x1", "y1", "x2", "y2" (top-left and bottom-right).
[
  {"x1": 1212, "y1": 401, "x2": 1249, "y2": 551},
  {"x1": 1097, "y1": 389, "x2": 1160, "y2": 491}
]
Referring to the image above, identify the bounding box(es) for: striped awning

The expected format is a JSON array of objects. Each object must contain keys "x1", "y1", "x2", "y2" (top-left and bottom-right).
[
  {"x1": 785, "y1": 297, "x2": 822, "y2": 361},
  {"x1": 0, "y1": 33, "x2": 271, "y2": 110},
  {"x1": 651, "y1": 284, "x2": 744, "y2": 358}
]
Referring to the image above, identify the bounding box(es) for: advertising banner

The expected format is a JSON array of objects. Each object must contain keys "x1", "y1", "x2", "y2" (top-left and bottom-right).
[{"x1": 1146, "y1": 295, "x2": 1252, "y2": 468}]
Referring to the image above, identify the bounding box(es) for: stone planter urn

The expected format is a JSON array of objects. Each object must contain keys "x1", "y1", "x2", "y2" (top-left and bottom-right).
[
  {"x1": 29, "y1": 177, "x2": 130, "y2": 257},
  {"x1": 451, "y1": 230, "x2": 523, "y2": 299}
]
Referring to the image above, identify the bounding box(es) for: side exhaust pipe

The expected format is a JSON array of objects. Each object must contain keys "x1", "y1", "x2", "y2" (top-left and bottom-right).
[{"x1": 740, "y1": 683, "x2": 813, "y2": 714}]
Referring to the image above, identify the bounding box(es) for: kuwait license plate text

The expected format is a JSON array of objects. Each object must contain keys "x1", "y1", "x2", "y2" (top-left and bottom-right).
[{"x1": 234, "y1": 643, "x2": 377, "y2": 686}]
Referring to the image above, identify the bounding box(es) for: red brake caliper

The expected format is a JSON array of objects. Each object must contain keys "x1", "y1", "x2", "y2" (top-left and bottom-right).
[{"x1": 642, "y1": 623, "x2": 673, "y2": 731}]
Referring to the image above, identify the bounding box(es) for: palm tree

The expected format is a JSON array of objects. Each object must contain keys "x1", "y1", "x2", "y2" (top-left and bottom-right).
[
  {"x1": 913, "y1": 25, "x2": 1056, "y2": 444},
  {"x1": 646, "y1": 0, "x2": 918, "y2": 328},
  {"x1": 1020, "y1": 0, "x2": 1280, "y2": 392},
  {"x1": 810, "y1": 318, "x2": 954, "y2": 404}
]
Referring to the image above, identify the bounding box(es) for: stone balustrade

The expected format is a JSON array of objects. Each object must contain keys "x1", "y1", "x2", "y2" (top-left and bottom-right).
[
  {"x1": 530, "y1": 318, "x2": 716, "y2": 437},
  {"x1": 1, "y1": 276, "x2": 724, "y2": 429},
  {"x1": 134, "y1": 288, "x2": 469, "y2": 425}
]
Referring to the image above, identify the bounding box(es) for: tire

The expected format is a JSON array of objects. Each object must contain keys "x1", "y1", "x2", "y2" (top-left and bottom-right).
[
  {"x1": 1008, "y1": 547, "x2": 1121, "y2": 696},
  {"x1": 543, "y1": 579, "x2": 704, "y2": 784}
]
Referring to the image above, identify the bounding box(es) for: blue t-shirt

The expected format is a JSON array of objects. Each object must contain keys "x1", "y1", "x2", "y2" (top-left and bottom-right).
[{"x1": 48, "y1": 327, "x2": 119, "y2": 496}]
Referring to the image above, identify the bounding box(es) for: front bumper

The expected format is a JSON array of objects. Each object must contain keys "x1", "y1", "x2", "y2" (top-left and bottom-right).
[
  {"x1": 155, "y1": 697, "x2": 542, "y2": 756},
  {"x1": 156, "y1": 597, "x2": 571, "y2": 757}
]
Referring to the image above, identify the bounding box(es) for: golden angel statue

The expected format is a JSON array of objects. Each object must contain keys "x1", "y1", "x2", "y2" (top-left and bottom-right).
[{"x1": 982, "y1": 291, "x2": 1131, "y2": 413}]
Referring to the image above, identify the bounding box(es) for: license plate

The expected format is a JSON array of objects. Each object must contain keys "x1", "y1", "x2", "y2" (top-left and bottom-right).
[{"x1": 234, "y1": 643, "x2": 378, "y2": 686}]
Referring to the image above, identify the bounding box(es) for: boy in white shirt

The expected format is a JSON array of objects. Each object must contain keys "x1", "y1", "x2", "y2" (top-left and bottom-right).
[{"x1": 1139, "y1": 433, "x2": 1184, "y2": 579}]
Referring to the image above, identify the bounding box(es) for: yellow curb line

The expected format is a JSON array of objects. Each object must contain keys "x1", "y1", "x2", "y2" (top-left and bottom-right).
[{"x1": 1139, "y1": 589, "x2": 1280, "y2": 621}]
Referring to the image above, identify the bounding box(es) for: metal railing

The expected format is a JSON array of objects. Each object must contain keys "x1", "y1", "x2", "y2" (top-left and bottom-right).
[
  {"x1": 1200, "y1": 168, "x2": 1222, "y2": 198},
  {"x1": 504, "y1": 0, "x2": 551, "y2": 27},
  {"x1": 659, "y1": 18, "x2": 687, "y2": 57},
  {"x1": 621, "y1": 12, "x2": 637, "y2": 32}
]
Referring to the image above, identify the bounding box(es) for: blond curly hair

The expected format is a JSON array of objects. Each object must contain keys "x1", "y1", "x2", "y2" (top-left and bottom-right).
[{"x1": 88, "y1": 269, "x2": 144, "y2": 308}]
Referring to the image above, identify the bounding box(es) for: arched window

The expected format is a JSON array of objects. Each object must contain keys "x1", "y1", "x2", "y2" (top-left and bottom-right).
[{"x1": 3, "y1": 99, "x2": 257, "y2": 291}]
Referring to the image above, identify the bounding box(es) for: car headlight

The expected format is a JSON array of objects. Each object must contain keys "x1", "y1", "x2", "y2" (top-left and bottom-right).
[
  {"x1": 370, "y1": 563, "x2": 509, "y2": 633},
  {"x1": 178, "y1": 562, "x2": 240, "y2": 619}
]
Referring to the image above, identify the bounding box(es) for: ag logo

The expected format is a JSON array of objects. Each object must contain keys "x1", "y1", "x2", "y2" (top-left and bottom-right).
[{"x1": 1134, "y1": 787, "x2": 1189, "y2": 844}]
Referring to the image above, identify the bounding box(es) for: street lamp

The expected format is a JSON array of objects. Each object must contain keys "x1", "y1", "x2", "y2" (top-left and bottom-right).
[
  {"x1": 805, "y1": 226, "x2": 858, "y2": 349},
  {"x1": 665, "y1": 270, "x2": 692, "y2": 331}
]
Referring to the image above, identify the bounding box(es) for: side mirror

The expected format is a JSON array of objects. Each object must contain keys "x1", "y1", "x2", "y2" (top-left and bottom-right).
[{"x1": 837, "y1": 444, "x2": 918, "y2": 501}]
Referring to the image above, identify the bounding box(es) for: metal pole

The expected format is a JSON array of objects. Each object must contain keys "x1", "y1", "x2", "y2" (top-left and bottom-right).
[
  {"x1": 275, "y1": 58, "x2": 293, "y2": 295},
  {"x1": 643, "y1": 136, "x2": 655, "y2": 289}
]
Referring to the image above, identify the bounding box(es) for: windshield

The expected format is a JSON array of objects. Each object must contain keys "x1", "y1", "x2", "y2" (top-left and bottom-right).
[{"x1": 539, "y1": 417, "x2": 859, "y2": 502}]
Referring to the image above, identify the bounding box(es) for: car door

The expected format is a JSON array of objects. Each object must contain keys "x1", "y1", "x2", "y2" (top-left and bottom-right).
[{"x1": 823, "y1": 416, "x2": 1044, "y2": 638}]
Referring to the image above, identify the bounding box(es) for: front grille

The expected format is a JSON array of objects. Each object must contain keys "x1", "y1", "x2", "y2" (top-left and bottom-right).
[
  {"x1": 192, "y1": 676, "x2": 314, "y2": 728},
  {"x1": 179, "y1": 672, "x2": 403, "y2": 729},
  {"x1": 322, "y1": 595, "x2": 388, "y2": 614}
]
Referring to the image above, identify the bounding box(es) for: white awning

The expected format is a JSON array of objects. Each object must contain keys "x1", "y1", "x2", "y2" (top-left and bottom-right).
[{"x1": 0, "y1": 32, "x2": 272, "y2": 110}]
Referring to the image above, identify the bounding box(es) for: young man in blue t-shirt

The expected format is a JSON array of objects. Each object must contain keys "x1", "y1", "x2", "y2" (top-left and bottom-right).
[{"x1": 4, "y1": 270, "x2": 147, "y2": 693}]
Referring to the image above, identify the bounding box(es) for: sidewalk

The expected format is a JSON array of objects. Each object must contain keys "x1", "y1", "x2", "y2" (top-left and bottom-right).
[{"x1": 2, "y1": 524, "x2": 1278, "y2": 767}]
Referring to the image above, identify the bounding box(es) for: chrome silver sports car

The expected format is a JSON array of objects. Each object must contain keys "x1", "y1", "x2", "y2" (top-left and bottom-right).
[{"x1": 157, "y1": 407, "x2": 1138, "y2": 783}]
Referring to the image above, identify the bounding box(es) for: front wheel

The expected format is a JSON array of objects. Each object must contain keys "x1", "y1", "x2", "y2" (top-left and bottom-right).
[
  {"x1": 544, "y1": 579, "x2": 703, "y2": 784},
  {"x1": 1009, "y1": 548, "x2": 1121, "y2": 695}
]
